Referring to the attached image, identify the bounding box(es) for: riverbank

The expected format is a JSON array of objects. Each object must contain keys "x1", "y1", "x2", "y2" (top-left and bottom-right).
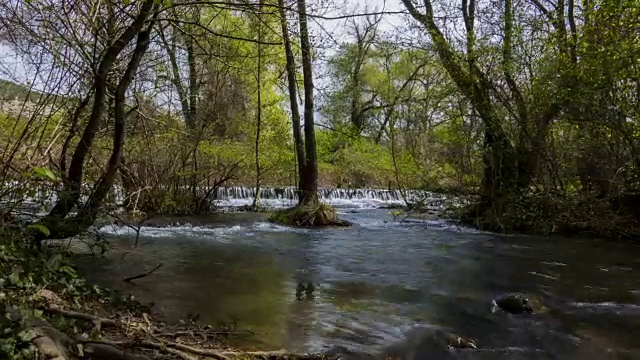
[
  {"x1": 453, "y1": 198, "x2": 640, "y2": 242},
  {"x1": 0, "y1": 227, "x2": 334, "y2": 360}
]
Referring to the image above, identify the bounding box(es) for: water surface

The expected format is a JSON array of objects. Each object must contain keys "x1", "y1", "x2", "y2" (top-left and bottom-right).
[{"x1": 74, "y1": 209, "x2": 640, "y2": 359}]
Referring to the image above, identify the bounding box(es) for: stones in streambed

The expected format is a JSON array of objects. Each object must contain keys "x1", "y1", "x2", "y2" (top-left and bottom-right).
[
  {"x1": 377, "y1": 327, "x2": 480, "y2": 359},
  {"x1": 380, "y1": 203, "x2": 407, "y2": 210},
  {"x1": 492, "y1": 293, "x2": 546, "y2": 314},
  {"x1": 443, "y1": 332, "x2": 478, "y2": 350},
  {"x1": 296, "y1": 281, "x2": 315, "y2": 301}
]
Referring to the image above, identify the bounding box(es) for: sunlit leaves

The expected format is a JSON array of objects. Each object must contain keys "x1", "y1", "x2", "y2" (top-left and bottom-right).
[
  {"x1": 26, "y1": 224, "x2": 50, "y2": 237},
  {"x1": 29, "y1": 167, "x2": 57, "y2": 182}
]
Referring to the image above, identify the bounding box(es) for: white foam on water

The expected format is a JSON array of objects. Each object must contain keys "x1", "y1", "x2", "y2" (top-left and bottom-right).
[
  {"x1": 98, "y1": 224, "x2": 245, "y2": 239},
  {"x1": 571, "y1": 302, "x2": 640, "y2": 309},
  {"x1": 569, "y1": 302, "x2": 640, "y2": 315},
  {"x1": 98, "y1": 220, "x2": 315, "y2": 240},
  {"x1": 253, "y1": 221, "x2": 311, "y2": 233},
  {"x1": 528, "y1": 271, "x2": 558, "y2": 280},
  {"x1": 541, "y1": 261, "x2": 567, "y2": 267}
]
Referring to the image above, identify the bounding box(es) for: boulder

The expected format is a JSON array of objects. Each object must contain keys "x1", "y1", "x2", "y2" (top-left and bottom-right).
[{"x1": 492, "y1": 293, "x2": 534, "y2": 314}]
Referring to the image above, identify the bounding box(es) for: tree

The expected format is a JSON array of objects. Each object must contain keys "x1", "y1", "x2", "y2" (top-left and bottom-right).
[
  {"x1": 277, "y1": 0, "x2": 306, "y2": 197},
  {"x1": 252, "y1": 0, "x2": 264, "y2": 209},
  {"x1": 11, "y1": 0, "x2": 161, "y2": 241},
  {"x1": 399, "y1": 0, "x2": 566, "y2": 217},
  {"x1": 296, "y1": 0, "x2": 320, "y2": 205},
  {"x1": 271, "y1": 0, "x2": 348, "y2": 226}
]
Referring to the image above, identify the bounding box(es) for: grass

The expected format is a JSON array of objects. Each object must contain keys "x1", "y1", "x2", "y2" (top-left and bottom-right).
[{"x1": 268, "y1": 201, "x2": 351, "y2": 227}]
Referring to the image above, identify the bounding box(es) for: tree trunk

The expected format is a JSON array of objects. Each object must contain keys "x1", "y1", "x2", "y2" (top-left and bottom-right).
[
  {"x1": 34, "y1": 3, "x2": 157, "y2": 241},
  {"x1": 277, "y1": 0, "x2": 306, "y2": 195},
  {"x1": 252, "y1": 0, "x2": 263, "y2": 209},
  {"x1": 159, "y1": 7, "x2": 200, "y2": 131},
  {"x1": 119, "y1": 157, "x2": 137, "y2": 210},
  {"x1": 46, "y1": 0, "x2": 155, "y2": 221},
  {"x1": 296, "y1": 0, "x2": 319, "y2": 205},
  {"x1": 400, "y1": 0, "x2": 563, "y2": 218}
]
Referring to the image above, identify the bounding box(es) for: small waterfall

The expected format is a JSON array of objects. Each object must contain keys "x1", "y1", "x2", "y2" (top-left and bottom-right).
[
  {"x1": 1, "y1": 180, "x2": 455, "y2": 213},
  {"x1": 213, "y1": 186, "x2": 448, "y2": 209}
]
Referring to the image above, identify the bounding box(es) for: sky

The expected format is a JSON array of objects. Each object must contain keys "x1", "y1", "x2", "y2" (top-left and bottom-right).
[{"x1": 0, "y1": 0, "x2": 411, "y2": 94}]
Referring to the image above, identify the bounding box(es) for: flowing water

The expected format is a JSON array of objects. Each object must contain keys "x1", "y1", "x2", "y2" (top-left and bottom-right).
[{"x1": 73, "y1": 196, "x2": 640, "y2": 360}]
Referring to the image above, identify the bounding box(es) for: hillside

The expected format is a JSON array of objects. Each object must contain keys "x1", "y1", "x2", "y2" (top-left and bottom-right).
[
  {"x1": 0, "y1": 79, "x2": 69, "y2": 118},
  {"x1": 0, "y1": 78, "x2": 44, "y2": 102}
]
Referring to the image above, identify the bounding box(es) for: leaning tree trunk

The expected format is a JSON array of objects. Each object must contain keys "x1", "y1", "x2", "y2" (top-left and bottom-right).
[
  {"x1": 46, "y1": 0, "x2": 155, "y2": 220},
  {"x1": 296, "y1": 0, "x2": 319, "y2": 206},
  {"x1": 33, "y1": 1, "x2": 157, "y2": 242}
]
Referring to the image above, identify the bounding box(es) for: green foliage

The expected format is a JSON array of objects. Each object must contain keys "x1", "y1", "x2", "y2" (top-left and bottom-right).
[
  {"x1": 2, "y1": 0, "x2": 640, "y2": 239},
  {"x1": 0, "y1": 226, "x2": 151, "y2": 360},
  {"x1": 29, "y1": 167, "x2": 58, "y2": 182},
  {"x1": 26, "y1": 224, "x2": 50, "y2": 237},
  {"x1": 0, "y1": 231, "x2": 81, "y2": 359}
]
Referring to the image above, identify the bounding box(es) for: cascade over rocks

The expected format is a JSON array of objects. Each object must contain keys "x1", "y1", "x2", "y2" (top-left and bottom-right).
[{"x1": 214, "y1": 186, "x2": 453, "y2": 210}]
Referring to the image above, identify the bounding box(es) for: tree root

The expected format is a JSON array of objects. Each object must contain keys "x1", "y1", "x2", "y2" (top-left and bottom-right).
[
  {"x1": 82, "y1": 340, "x2": 328, "y2": 360},
  {"x1": 82, "y1": 342, "x2": 151, "y2": 360},
  {"x1": 154, "y1": 328, "x2": 255, "y2": 339},
  {"x1": 32, "y1": 336, "x2": 68, "y2": 360},
  {"x1": 30, "y1": 318, "x2": 74, "y2": 360},
  {"x1": 163, "y1": 348, "x2": 198, "y2": 360},
  {"x1": 31, "y1": 289, "x2": 329, "y2": 360},
  {"x1": 269, "y1": 202, "x2": 352, "y2": 227},
  {"x1": 86, "y1": 340, "x2": 231, "y2": 360},
  {"x1": 45, "y1": 305, "x2": 117, "y2": 330}
]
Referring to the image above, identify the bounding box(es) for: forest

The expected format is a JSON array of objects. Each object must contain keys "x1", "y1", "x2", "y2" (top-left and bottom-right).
[
  {"x1": 0, "y1": 0, "x2": 638, "y2": 236},
  {"x1": 0, "y1": 0, "x2": 639, "y2": 359}
]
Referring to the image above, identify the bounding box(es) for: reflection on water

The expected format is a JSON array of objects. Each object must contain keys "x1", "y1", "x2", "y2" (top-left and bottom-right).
[{"x1": 73, "y1": 209, "x2": 640, "y2": 359}]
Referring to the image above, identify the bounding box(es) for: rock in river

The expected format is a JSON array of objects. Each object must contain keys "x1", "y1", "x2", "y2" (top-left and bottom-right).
[{"x1": 492, "y1": 293, "x2": 536, "y2": 314}]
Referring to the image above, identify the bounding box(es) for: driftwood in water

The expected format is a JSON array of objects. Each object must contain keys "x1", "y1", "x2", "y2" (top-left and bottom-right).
[{"x1": 124, "y1": 263, "x2": 164, "y2": 282}]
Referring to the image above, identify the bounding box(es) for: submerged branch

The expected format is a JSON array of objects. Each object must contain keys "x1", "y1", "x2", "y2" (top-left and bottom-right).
[{"x1": 124, "y1": 263, "x2": 164, "y2": 283}]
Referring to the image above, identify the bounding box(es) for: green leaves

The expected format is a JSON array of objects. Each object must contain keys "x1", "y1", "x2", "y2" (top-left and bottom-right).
[
  {"x1": 29, "y1": 167, "x2": 57, "y2": 182},
  {"x1": 26, "y1": 224, "x2": 50, "y2": 237},
  {"x1": 16, "y1": 329, "x2": 36, "y2": 342}
]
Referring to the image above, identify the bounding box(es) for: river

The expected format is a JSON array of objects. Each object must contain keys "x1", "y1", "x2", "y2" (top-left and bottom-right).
[{"x1": 73, "y1": 207, "x2": 640, "y2": 360}]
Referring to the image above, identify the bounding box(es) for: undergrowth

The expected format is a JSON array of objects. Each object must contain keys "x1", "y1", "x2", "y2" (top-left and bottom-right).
[
  {"x1": 455, "y1": 192, "x2": 640, "y2": 239},
  {"x1": 0, "y1": 227, "x2": 147, "y2": 360}
]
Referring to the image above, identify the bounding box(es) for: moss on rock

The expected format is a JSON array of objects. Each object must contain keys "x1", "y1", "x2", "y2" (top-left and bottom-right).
[{"x1": 268, "y1": 202, "x2": 352, "y2": 227}]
